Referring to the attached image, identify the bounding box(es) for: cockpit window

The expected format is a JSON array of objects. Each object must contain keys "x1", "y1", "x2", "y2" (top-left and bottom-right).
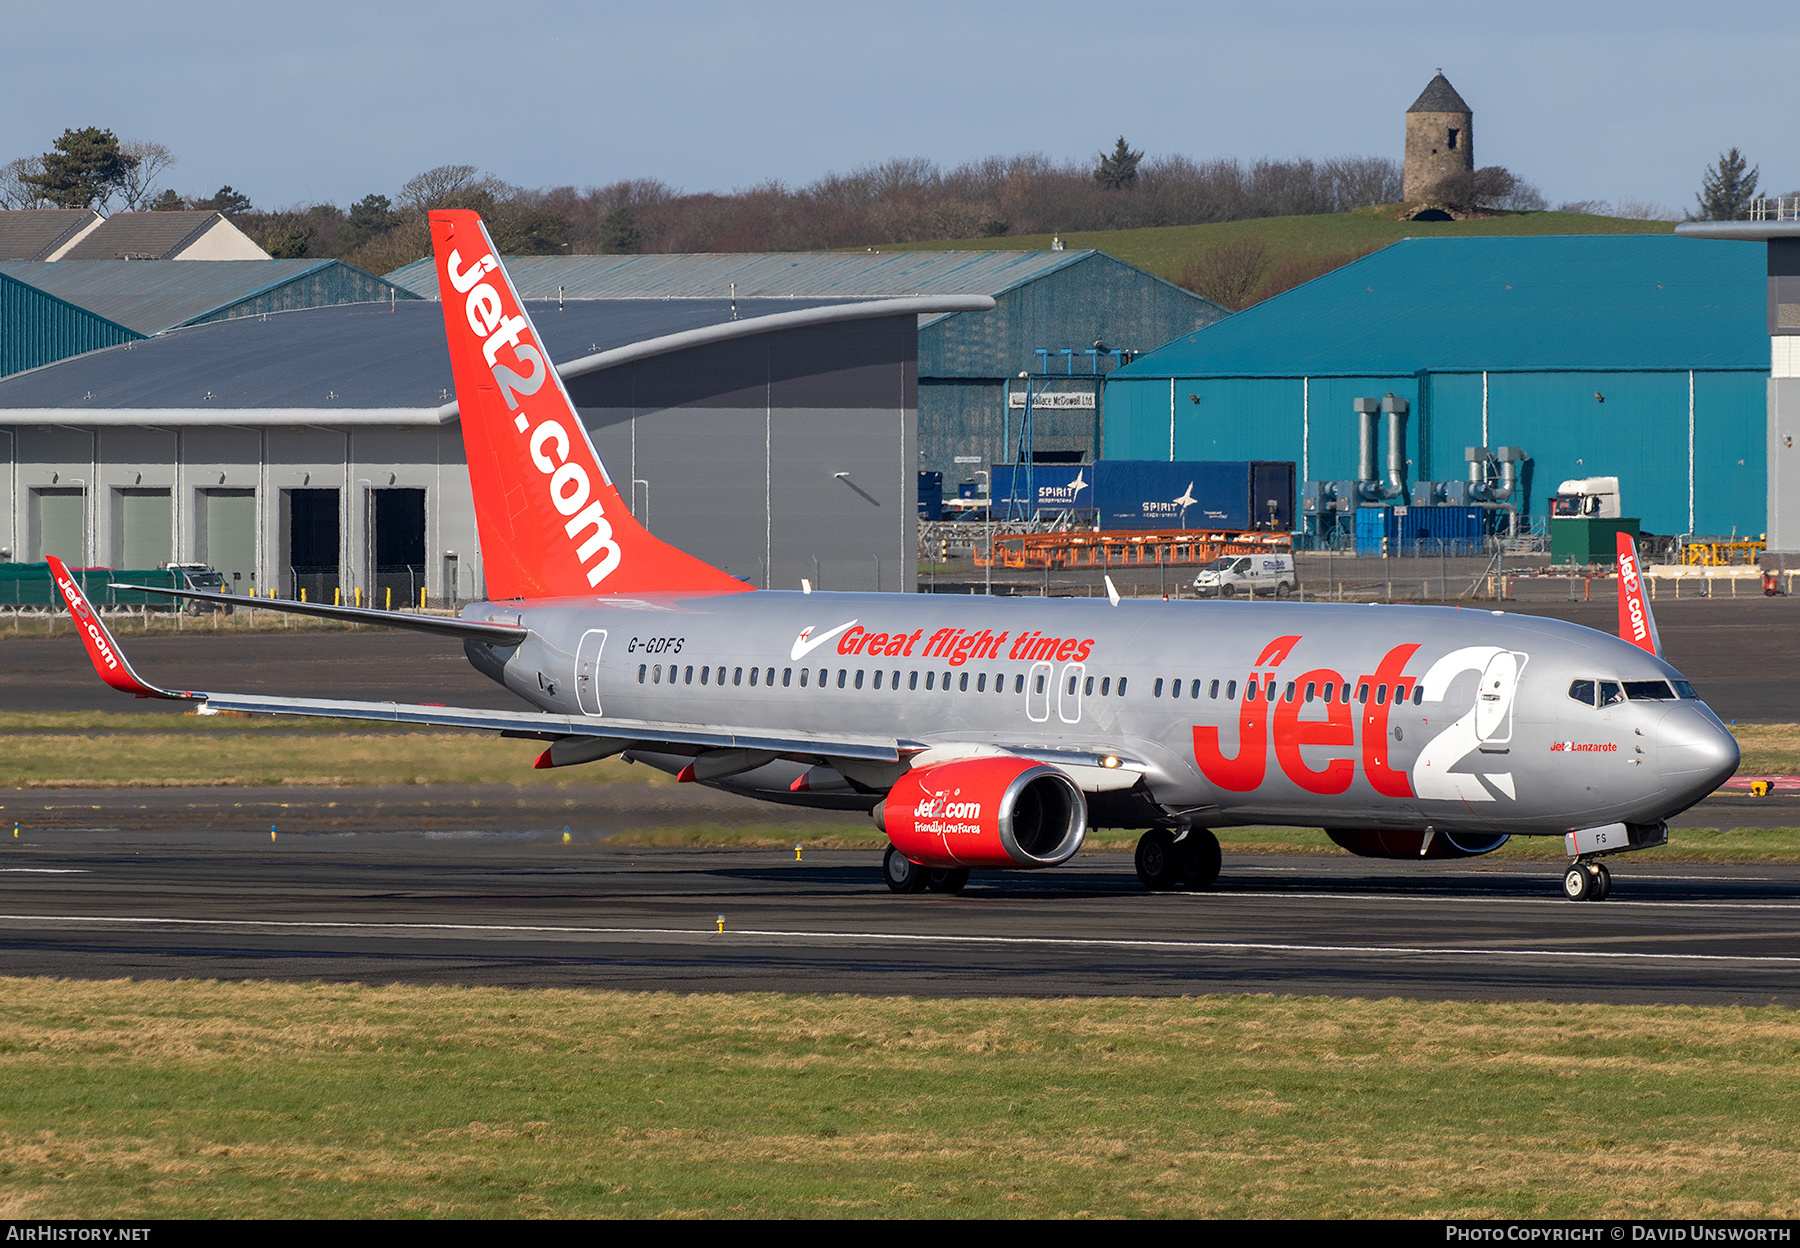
[
  {"x1": 1567, "y1": 679, "x2": 1596, "y2": 706},
  {"x1": 1598, "y1": 680, "x2": 1625, "y2": 706},
  {"x1": 1624, "y1": 680, "x2": 1677, "y2": 701},
  {"x1": 1673, "y1": 680, "x2": 1698, "y2": 699}
]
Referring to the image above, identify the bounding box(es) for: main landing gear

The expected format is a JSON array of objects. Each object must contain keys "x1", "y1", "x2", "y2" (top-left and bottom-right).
[
  {"x1": 1135, "y1": 827, "x2": 1222, "y2": 891},
  {"x1": 882, "y1": 846, "x2": 969, "y2": 895}
]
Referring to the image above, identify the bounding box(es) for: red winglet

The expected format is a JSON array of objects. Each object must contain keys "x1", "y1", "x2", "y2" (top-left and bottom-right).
[
  {"x1": 534, "y1": 746, "x2": 556, "y2": 770},
  {"x1": 1615, "y1": 532, "x2": 1662, "y2": 658},
  {"x1": 46, "y1": 557, "x2": 186, "y2": 700},
  {"x1": 676, "y1": 763, "x2": 697, "y2": 783}
]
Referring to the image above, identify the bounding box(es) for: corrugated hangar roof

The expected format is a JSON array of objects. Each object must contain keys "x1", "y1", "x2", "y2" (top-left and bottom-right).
[
  {"x1": 386, "y1": 249, "x2": 1093, "y2": 306},
  {"x1": 1116, "y1": 235, "x2": 1767, "y2": 379},
  {"x1": 0, "y1": 294, "x2": 964, "y2": 414},
  {"x1": 0, "y1": 258, "x2": 420, "y2": 336}
]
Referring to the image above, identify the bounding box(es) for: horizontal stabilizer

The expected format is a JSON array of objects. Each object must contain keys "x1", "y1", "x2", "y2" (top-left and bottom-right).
[{"x1": 109, "y1": 583, "x2": 529, "y2": 644}]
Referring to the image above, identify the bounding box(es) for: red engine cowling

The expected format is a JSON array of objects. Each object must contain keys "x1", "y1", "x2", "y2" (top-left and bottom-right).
[
  {"x1": 1327, "y1": 829, "x2": 1511, "y2": 860},
  {"x1": 876, "y1": 756, "x2": 1087, "y2": 869}
]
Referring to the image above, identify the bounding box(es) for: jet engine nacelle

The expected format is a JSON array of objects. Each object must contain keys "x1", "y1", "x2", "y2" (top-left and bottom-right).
[
  {"x1": 875, "y1": 756, "x2": 1087, "y2": 869},
  {"x1": 1327, "y1": 828, "x2": 1511, "y2": 860}
]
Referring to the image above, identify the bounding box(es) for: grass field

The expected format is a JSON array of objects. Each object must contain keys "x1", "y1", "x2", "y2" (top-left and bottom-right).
[
  {"x1": 879, "y1": 207, "x2": 1673, "y2": 283},
  {"x1": 1, "y1": 978, "x2": 1796, "y2": 1219}
]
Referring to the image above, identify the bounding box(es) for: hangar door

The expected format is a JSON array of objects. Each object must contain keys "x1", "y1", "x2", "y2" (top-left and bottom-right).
[
  {"x1": 200, "y1": 489, "x2": 257, "y2": 593},
  {"x1": 285, "y1": 489, "x2": 340, "y2": 602},
  {"x1": 33, "y1": 489, "x2": 85, "y2": 563},
  {"x1": 116, "y1": 489, "x2": 172, "y2": 570},
  {"x1": 369, "y1": 488, "x2": 425, "y2": 609}
]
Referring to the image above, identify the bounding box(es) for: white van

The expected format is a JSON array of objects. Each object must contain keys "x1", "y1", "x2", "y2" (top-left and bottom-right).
[{"x1": 1193, "y1": 554, "x2": 1298, "y2": 599}]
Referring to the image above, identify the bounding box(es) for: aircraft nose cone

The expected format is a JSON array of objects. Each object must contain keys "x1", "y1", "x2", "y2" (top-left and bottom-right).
[{"x1": 1656, "y1": 706, "x2": 1740, "y2": 807}]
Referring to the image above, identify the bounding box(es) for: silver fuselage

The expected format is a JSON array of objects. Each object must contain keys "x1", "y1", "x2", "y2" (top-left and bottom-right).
[{"x1": 461, "y1": 591, "x2": 1738, "y2": 836}]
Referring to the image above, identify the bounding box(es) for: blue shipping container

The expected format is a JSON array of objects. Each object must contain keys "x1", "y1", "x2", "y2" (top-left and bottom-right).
[
  {"x1": 1354, "y1": 506, "x2": 1486, "y2": 556},
  {"x1": 988, "y1": 464, "x2": 1095, "y2": 516},
  {"x1": 1094, "y1": 460, "x2": 1293, "y2": 531}
]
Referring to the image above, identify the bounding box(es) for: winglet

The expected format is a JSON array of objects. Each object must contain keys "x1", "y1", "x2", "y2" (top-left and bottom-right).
[
  {"x1": 1615, "y1": 531, "x2": 1662, "y2": 658},
  {"x1": 46, "y1": 557, "x2": 189, "y2": 700}
]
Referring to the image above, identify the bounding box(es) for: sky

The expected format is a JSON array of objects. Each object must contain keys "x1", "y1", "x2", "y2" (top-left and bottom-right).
[{"x1": 3, "y1": 1, "x2": 1793, "y2": 215}]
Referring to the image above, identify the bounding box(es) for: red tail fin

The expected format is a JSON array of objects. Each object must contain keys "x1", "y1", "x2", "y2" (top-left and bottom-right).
[
  {"x1": 429, "y1": 210, "x2": 750, "y2": 600},
  {"x1": 1615, "y1": 531, "x2": 1662, "y2": 657}
]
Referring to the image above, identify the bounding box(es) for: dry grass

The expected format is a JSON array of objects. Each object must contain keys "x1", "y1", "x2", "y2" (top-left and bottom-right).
[{"x1": 1, "y1": 978, "x2": 1798, "y2": 1218}]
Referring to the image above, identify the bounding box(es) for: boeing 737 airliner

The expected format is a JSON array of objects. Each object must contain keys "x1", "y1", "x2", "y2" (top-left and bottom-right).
[{"x1": 51, "y1": 209, "x2": 1739, "y2": 902}]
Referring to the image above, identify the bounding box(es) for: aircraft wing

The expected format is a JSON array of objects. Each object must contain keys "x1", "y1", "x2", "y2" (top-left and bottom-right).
[
  {"x1": 48, "y1": 557, "x2": 907, "y2": 766},
  {"x1": 108, "y1": 582, "x2": 530, "y2": 645}
]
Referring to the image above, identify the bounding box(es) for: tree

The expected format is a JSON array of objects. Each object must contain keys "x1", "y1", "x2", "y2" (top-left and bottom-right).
[
  {"x1": 598, "y1": 206, "x2": 643, "y2": 254},
  {"x1": 336, "y1": 193, "x2": 399, "y2": 253},
  {"x1": 147, "y1": 188, "x2": 187, "y2": 211},
  {"x1": 1093, "y1": 136, "x2": 1143, "y2": 191},
  {"x1": 22, "y1": 127, "x2": 133, "y2": 209},
  {"x1": 0, "y1": 156, "x2": 51, "y2": 209},
  {"x1": 1692, "y1": 148, "x2": 1760, "y2": 221},
  {"x1": 117, "y1": 140, "x2": 176, "y2": 211},
  {"x1": 194, "y1": 185, "x2": 253, "y2": 216},
  {"x1": 1176, "y1": 236, "x2": 1272, "y2": 311}
]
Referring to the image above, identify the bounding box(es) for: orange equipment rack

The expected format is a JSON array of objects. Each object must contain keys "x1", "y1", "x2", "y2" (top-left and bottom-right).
[{"x1": 974, "y1": 529, "x2": 1292, "y2": 570}]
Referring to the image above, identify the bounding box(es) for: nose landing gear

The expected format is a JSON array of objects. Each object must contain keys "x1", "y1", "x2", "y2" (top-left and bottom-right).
[{"x1": 1562, "y1": 861, "x2": 1612, "y2": 902}]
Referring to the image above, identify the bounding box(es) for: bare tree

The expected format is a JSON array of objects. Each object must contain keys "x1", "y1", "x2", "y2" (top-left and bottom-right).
[
  {"x1": 0, "y1": 155, "x2": 51, "y2": 208},
  {"x1": 117, "y1": 140, "x2": 176, "y2": 211},
  {"x1": 1176, "y1": 237, "x2": 1273, "y2": 311}
]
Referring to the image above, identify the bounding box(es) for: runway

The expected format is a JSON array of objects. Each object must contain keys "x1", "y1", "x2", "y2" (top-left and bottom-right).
[{"x1": 3, "y1": 826, "x2": 1797, "y2": 1005}]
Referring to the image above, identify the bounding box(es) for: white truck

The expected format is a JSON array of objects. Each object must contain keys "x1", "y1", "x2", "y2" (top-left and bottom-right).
[{"x1": 1192, "y1": 554, "x2": 1298, "y2": 598}]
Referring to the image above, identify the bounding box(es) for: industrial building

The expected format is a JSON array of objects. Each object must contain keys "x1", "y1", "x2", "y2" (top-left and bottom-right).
[
  {"x1": 386, "y1": 250, "x2": 1225, "y2": 483},
  {"x1": 0, "y1": 259, "x2": 419, "y2": 375},
  {"x1": 0, "y1": 289, "x2": 988, "y2": 601},
  {"x1": 1100, "y1": 235, "x2": 1769, "y2": 540}
]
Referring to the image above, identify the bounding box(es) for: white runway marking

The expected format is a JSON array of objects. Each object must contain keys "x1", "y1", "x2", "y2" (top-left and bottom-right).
[
  {"x1": 0, "y1": 869, "x2": 87, "y2": 874},
  {"x1": 1178, "y1": 891, "x2": 1800, "y2": 912},
  {"x1": 1, "y1": 914, "x2": 1797, "y2": 967}
]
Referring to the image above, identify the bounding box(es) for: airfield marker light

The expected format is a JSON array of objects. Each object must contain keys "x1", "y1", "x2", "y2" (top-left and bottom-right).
[
  {"x1": 716, "y1": 914, "x2": 725, "y2": 934},
  {"x1": 563, "y1": 830, "x2": 572, "y2": 843},
  {"x1": 12, "y1": 823, "x2": 17, "y2": 838},
  {"x1": 270, "y1": 825, "x2": 277, "y2": 842},
  {"x1": 795, "y1": 843, "x2": 803, "y2": 861}
]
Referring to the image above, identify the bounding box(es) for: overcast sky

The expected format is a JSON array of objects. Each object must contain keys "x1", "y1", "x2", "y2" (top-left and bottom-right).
[{"x1": 4, "y1": 1, "x2": 1792, "y2": 216}]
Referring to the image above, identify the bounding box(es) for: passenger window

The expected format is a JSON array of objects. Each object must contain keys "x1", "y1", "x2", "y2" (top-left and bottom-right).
[
  {"x1": 1305, "y1": 681, "x2": 1316, "y2": 703},
  {"x1": 1357, "y1": 683, "x2": 1368, "y2": 703},
  {"x1": 977, "y1": 673, "x2": 987, "y2": 693},
  {"x1": 1192, "y1": 679, "x2": 1203, "y2": 699},
  {"x1": 1599, "y1": 680, "x2": 1625, "y2": 706},
  {"x1": 1412, "y1": 686, "x2": 1423, "y2": 706},
  {"x1": 653, "y1": 664, "x2": 662, "y2": 684},
  {"x1": 1320, "y1": 681, "x2": 1333, "y2": 701},
  {"x1": 837, "y1": 670, "x2": 847, "y2": 689},
  {"x1": 1226, "y1": 680, "x2": 1237, "y2": 700},
  {"x1": 1171, "y1": 678, "x2": 1182, "y2": 699},
  {"x1": 1209, "y1": 679, "x2": 1219, "y2": 699},
  {"x1": 1375, "y1": 684, "x2": 1387, "y2": 705},
  {"x1": 1067, "y1": 674, "x2": 1078, "y2": 695},
  {"x1": 1015, "y1": 674, "x2": 1025, "y2": 693},
  {"x1": 637, "y1": 664, "x2": 647, "y2": 684},
  {"x1": 959, "y1": 672, "x2": 969, "y2": 692},
  {"x1": 782, "y1": 668, "x2": 792, "y2": 687},
  {"x1": 1034, "y1": 673, "x2": 1045, "y2": 694},
  {"x1": 765, "y1": 668, "x2": 774, "y2": 686},
  {"x1": 925, "y1": 671, "x2": 935, "y2": 690},
  {"x1": 1284, "y1": 681, "x2": 1296, "y2": 702},
  {"x1": 854, "y1": 670, "x2": 864, "y2": 690},
  {"x1": 1265, "y1": 681, "x2": 1277, "y2": 702},
  {"x1": 1568, "y1": 679, "x2": 1595, "y2": 706},
  {"x1": 909, "y1": 671, "x2": 919, "y2": 690},
  {"x1": 873, "y1": 670, "x2": 883, "y2": 689},
  {"x1": 893, "y1": 670, "x2": 901, "y2": 689},
  {"x1": 1117, "y1": 677, "x2": 1127, "y2": 696},
  {"x1": 700, "y1": 666, "x2": 709, "y2": 686},
  {"x1": 1246, "y1": 679, "x2": 1257, "y2": 700},
  {"x1": 752, "y1": 667, "x2": 761, "y2": 687},
  {"x1": 942, "y1": 671, "x2": 951, "y2": 690},
  {"x1": 684, "y1": 666, "x2": 694, "y2": 684},
  {"x1": 799, "y1": 668, "x2": 809, "y2": 687},
  {"x1": 1154, "y1": 678, "x2": 1164, "y2": 697},
  {"x1": 819, "y1": 668, "x2": 828, "y2": 687}
]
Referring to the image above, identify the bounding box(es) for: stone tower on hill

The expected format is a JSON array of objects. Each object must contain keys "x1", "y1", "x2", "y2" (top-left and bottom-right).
[{"x1": 1403, "y1": 72, "x2": 1474, "y2": 205}]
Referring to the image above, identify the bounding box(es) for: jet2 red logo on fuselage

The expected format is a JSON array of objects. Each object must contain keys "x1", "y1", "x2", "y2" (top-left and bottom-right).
[{"x1": 1193, "y1": 635, "x2": 1420, "y2": 797}]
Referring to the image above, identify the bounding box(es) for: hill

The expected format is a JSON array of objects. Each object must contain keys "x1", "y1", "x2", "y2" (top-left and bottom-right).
[{"x1": 870, "y1": 207, "x2": 1676, "y2": 287}]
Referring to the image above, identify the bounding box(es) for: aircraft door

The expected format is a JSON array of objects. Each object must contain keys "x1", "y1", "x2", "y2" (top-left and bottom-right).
[
  {"x1": 1026, "y1": 661, "x2": 1052, "y2": 722},
  {"x1": 1058, "y1": 662, "x2": 1085, "y2": 724},
  {"x1": 575, "y1": 629, "x2": 608, "y2": 716},
  {"x1": 1474, "y1": 651, "x2": 1526, "y2": 745}
]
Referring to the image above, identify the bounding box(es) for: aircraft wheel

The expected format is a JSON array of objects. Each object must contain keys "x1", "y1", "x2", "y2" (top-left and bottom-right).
[
  {"x1": 1562, "y1": 865, "x2": 1593, "y2": 901},
  {"x1": 1136, "y1": 829, "x2": 1181, "y2": 890},
  {"x1": 926, "y1": 867, "x2": 970, "y2": 895},
  {"x1": 883, "y1": 845, "x2": 930, "y2": 894},
  {"x1": 1591, "y1": 862, "x2": 1612, "y2": 901},
  {"x1": 1177, "y1": 828, "x2": 1222, "y2": 889}
]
